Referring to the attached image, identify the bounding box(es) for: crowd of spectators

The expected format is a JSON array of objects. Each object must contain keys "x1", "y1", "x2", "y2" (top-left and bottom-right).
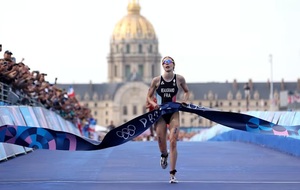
[
  {"x1": 0, "y1": 49, "x2": 92, "y2": 124},
  {"x1": 0, "y1": 48, "x2": 197, "y2": 140}
]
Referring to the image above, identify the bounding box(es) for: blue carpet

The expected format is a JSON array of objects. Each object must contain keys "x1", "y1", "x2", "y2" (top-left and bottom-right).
[
  {"x1": 0, "y1": 141, "x2": 300, "y2": 190},
  {"x1": 209, "y1": 130, "x2": 300, "y2": 157}
]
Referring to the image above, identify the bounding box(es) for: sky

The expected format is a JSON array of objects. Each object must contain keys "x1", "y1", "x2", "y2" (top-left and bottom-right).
[{"x1": 1, "y1": 0, "x2": 300, "y2": 84}]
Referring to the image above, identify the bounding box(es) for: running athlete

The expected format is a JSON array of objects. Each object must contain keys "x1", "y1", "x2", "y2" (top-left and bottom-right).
[{"x1": 147, "y1": 56, "x2": 189, "y2": 183}]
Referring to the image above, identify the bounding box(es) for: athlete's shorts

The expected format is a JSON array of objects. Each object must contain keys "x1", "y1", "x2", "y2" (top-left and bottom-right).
[{"x1": 162, "y1": 113, "x2": 174, "y2": 124}]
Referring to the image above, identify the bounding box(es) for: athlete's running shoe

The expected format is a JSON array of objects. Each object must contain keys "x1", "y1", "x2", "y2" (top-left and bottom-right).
[
  {"x1": 169, "y1": 176, "x2": 178, "y2": 183},
  {"x1": 160, "y1": 153, "x2": 168, "y2": 169}
]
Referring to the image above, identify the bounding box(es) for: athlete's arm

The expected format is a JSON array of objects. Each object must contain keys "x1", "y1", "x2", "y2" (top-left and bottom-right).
[
  {"x1": 178, "y1": 74, "x2": 189, "y2": 103},
  {"x1": 147, "y1": 77, "x2": 159, "y2": 109}
]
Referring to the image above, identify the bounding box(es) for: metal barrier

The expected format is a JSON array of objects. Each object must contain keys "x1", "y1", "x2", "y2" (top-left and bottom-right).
[
  {"x1": 0, "y1": 81, "x2": 80, "y2": 162},
  {"x1": 0, "y1": 82, "x2": 44, "y2": 107}
]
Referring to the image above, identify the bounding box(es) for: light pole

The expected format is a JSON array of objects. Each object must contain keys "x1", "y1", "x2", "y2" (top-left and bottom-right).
[
  {"x1": 269, "y1": 54, "x2": 274, "y2": 111},
  {"x1": 244, "y1": 83, "x2": 250, "y2": 111}
]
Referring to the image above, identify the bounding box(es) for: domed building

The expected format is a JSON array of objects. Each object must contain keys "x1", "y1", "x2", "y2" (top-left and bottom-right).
[
  {"x1": 57, "y1": 0, "x2": 300, "y2": 128},
  {"x1": 107, "y1": 0, "x2": 161, "y2": 83},
  {"x1": 59, "y1": 0, "x2": 162, "y2": 126}
]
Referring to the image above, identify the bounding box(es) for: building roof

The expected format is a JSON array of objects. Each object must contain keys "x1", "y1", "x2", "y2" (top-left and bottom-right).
[
  {"x1": 111, "y1": 0, "x2": 156, "y2": 41},
  {"x1": 57, "y1": 81, "x2": 299, "y2": 101}
]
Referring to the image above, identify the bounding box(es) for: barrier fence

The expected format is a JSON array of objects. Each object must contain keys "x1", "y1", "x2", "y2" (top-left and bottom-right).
[
  {"x1": 0, "y1": 105, "x2": 80, "y2": 161},
  {"x1": 0, "y1": 81, "x2": 81, "y2": 161},
  {"x1": 2, "y1": 80, "x2": 300, "y2": 160}
]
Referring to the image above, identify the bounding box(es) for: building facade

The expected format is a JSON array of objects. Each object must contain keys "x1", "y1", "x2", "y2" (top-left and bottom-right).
[{"x1": 57, "y1": 1, "x2": 300, "y2": 128}]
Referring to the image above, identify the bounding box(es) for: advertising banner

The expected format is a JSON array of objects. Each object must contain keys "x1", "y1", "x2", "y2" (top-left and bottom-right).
[
  {"x1": 7, "y1": 106, "x2": 26, "y2": 126},
  {"x1": 0, "y1": 107, "x2": 15, "y2": 125},
  {"x1": 42, "y1": 108, "x2": 63, "y2": 131},
  {"x1": 32, "y1": 107, "x2": 50, "y2": 129},
  {"x1": 19, "y1": 106, "x2": 40, "y2": 127}
]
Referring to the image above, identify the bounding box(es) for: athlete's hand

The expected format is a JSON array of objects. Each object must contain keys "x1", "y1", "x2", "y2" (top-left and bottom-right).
[
  {"x1": 147, "y1": 97, "x2": 158, "y2": 111},
  {"x1": 145, "y1": 101, "x2": 151, "y2": 109},
  {"x1": 152, "y1": 103, "x2": 160, "y2": 110},
  {"x1": 147, "y1": 102, "x2": 159, "y2": 111}
]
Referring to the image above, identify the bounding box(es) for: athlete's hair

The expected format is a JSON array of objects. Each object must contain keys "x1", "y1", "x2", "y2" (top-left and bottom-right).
[{"x1": 161, "y1": 56, "x2": 175, "y2": 70}]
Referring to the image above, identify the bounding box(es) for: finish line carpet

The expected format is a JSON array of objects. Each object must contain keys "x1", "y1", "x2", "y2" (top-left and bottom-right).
[{"x1": 0, "y1": 141, "x2": 300, "y2": 190}]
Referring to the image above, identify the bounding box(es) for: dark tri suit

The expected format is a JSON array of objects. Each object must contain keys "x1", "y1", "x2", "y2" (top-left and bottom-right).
[{"x1": 156, "y1": 74, "x2": 178, "y2": 124}]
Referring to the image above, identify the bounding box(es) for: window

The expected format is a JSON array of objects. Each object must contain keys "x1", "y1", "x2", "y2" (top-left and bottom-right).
[
  {"x1": 94, "y1": 111, "x2": 97, "y2": 116},
  {"x1": 138, "y1": 44, "x2": 142, "y2": 53},
  {"x1": 116, "y1": 45, "x2": 119, "y2": 53},
  {"x1": 94, "y1": 102, "x2": 97, "y2": 107},
  {"x1": 133, "y1": 105, "x2": 137, "y2": 115},
  {"x1": 126, "y1": 44, "x2": 130, "y2": 53},
  {"x1": 151, "y1": 64, "x2": 155, "y2": 77},
  {"x1": 125, "y1": 65, "x2": 130, "y2": 78},
  {"x1": 138, "y1": 64, "x2": 144, "y2": 76},
  {"x1": 123, "y1": 106, "x2": 127, "y2": 115},
  {"x1": 114, "y1": 65, "x2": 118, "y2": 77},
  {"x1": 198, "y1": 117, "x2": 202, "y2": 124},
  {"x1": 149, "y1": 45, "x2": 152, "y2": 53}
]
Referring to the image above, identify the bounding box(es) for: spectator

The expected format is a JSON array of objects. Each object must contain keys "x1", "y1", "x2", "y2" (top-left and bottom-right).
[
  {"x1": 0, "y1": 48, "x2": 93, "y2": 132},
  {"x1": 3, "y1": 50, "x2": 14, "y2": 63},
  {"x1": 0, "y1": 51, "x2": 19, "y2": 82},
  {"x1": 82, "y1": 121, "x2": 90, "y2": 138},
  {"x1": 107, "y1": 120, "x2": 116, "y2": 131}
]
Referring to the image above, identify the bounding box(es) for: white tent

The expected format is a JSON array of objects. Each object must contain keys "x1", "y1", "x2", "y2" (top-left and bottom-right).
[{"x1": 95, "y1": 125, "x2": 109, "y2": 132}]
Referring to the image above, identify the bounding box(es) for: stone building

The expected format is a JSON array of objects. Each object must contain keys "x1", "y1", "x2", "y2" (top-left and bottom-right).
[{"x1": 57, "y1": 1, "x2": 300, "y2": 128}]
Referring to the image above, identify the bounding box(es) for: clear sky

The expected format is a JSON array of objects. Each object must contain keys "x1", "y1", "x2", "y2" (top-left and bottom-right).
[{"x1": 1, "y1": 0, "x2": 300, "y2": 84}]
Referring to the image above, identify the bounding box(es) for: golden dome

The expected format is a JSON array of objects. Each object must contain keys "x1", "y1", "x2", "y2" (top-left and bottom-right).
[{"x1": 112, "y1": 0, "x2": 156, "y2": 41}]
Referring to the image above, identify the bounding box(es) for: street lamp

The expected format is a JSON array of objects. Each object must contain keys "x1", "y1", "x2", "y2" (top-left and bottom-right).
[{"x1": 244, "y1": 83, "x2": 250, "y2": 111}]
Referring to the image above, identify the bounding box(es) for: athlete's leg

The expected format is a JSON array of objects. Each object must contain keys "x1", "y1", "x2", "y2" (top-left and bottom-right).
[
  {"x1": 168, "y1": 112, "x2": 180, "y2": 175},
  {"x1": 155, "y1": 118, "x2": 167, "y2": 155}
]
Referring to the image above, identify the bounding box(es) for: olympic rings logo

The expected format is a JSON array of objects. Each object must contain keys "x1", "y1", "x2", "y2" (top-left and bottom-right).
[{"x1": 116, "y1": 125, "x2": 136, "y2": 139}]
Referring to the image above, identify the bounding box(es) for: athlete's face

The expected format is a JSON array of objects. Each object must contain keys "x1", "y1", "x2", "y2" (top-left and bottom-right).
[{"x1": 162, "y1": 59, "x2": 174, "y2": 72}]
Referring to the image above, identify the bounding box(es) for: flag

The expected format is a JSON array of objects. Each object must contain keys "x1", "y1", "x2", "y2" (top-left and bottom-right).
[
  {"x1": 288, "y1": 94, "x2": 300, "y2": 104},
  {"x1": 67, "y1": 86, "x2": 75, "y2": 98}
]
